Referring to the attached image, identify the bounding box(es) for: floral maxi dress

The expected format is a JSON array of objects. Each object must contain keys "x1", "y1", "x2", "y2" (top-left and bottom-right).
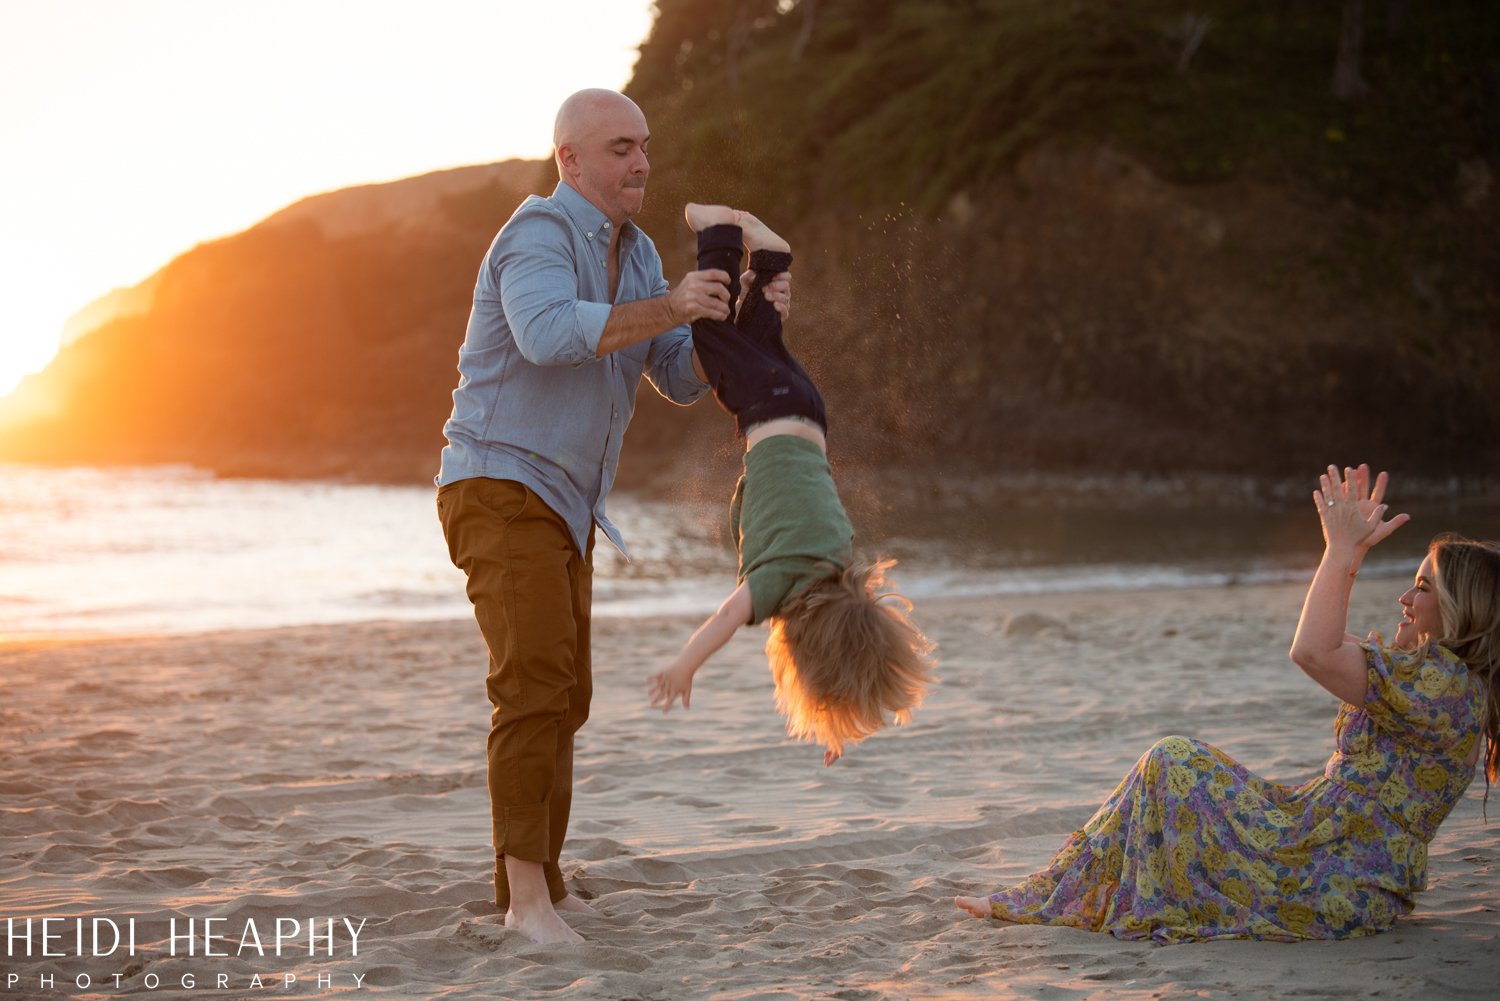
[{"x1": 987, "y1": 642, "x2": 1485, "y2": 942}]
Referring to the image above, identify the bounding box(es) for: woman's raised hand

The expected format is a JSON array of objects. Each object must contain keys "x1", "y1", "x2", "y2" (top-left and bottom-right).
[{"x1": 1313, "y1": 464, "x2": 1409, "y2": 556}]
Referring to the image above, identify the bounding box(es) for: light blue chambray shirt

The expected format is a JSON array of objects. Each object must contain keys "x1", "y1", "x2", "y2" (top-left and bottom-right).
[{"x1": 436, "y1": 181, "x2": 707, "y2": 557}]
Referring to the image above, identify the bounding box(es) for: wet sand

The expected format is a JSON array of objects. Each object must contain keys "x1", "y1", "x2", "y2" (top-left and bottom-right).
[{"x1": 2, "y1": 578, "x2": 1496, "y2": 999}]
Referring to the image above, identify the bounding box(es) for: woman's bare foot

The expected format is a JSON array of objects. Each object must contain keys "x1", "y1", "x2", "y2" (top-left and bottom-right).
[
  {"x1": 736, "y1": 211, "x2": 790, "y2": 254},
  {"x1": 684, "y1": 202, "x2": 738, "y2": 232},
  {"x1": 955, "y1": 895, "x2": 993, "y2": 920}
]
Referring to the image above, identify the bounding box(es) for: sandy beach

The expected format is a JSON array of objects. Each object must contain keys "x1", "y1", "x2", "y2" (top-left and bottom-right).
[{"x1": 2, "y1": 577, "x2": 1496, "y2": 1000}]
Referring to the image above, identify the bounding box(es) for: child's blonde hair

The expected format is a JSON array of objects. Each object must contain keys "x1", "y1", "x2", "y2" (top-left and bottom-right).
[{"x1": 765, "y1": 557, "x2": 936, "y2": 757}]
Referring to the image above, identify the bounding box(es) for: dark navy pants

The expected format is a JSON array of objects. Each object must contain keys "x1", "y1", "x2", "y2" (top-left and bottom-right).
[{"x1": 692, "y1": 224, "x2": 826, "y2": 436}]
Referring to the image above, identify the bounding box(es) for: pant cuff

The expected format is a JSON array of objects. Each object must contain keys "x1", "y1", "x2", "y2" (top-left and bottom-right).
[
  {"x1": 748, "y1": 249, "x2": 792, "y2": 274},
  {"x1": 696, "y1": 223, "x2": 743, "y2": 257}
]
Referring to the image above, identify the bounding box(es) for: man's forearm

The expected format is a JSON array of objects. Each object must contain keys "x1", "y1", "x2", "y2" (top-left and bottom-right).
[{"x1": 597, "y1": 295, "x2": 681, "y2": 356}]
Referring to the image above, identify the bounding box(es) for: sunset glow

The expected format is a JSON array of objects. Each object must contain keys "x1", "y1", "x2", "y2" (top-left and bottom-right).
[{"x1": 0, "y1": 0, "x2": 655, "y2": 399}]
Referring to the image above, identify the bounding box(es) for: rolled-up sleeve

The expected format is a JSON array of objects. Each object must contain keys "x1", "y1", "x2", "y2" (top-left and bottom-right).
[
  {"x1": 645, "y1": 325, "x2": 708, "y2": 404},
  {"x1": 497, "y1": 206, "x2": 610, "y2": 366},
  {"x1": 642, "y1": 271, "x2": 708, "y2": 404}
]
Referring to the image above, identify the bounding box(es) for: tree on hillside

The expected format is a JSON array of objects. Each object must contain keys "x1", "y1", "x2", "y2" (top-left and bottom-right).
[
  {"x1": 790, "y1": 0, "x2": 818, "y2": 61},
  {"x1": 1332, "y1": 0, "x2": 1370, "y2": 99},
  {"x1": 632, "y1": 0, "x2": 781, "y2": 93}
]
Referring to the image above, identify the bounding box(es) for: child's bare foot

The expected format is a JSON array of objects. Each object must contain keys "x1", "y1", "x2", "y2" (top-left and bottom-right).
[
  {"x1": 684, "y1": 202, "x2": 738, "y2": 232},
  {"x1": 737, "y1": 211, "x2": 790, "y2": 254},
  {"x1": 955, "y1": 895, "x2": 993, "y2": 920}
]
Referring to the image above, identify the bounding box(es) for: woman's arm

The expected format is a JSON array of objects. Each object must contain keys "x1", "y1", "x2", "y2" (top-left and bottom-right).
[
  {"x1": 647, "y1": 582, "x2": 753, "y2": 712},
  {"x1": 1289, "y1": 465, "x2": 1408, "y2": 705}
]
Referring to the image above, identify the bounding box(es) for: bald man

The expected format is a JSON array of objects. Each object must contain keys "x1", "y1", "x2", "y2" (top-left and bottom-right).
[{"x1": 435, "y1": 89, "x2": 788, "y2": 944}]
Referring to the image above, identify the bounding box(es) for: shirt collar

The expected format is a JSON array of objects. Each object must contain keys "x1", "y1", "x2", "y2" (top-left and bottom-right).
[{"x1": 553, "y1": 180, "x2": 640, "y2": 246}]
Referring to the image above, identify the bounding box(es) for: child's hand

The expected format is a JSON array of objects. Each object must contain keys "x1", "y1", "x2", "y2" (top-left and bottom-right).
[{"x1": 647, "y1": 663, "x2": 694, "y2": 712}]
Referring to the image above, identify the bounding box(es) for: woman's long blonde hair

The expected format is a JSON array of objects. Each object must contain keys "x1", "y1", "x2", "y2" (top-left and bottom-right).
[{"x1": 1432, "y1": 535, "x2": 1500, "y2": 786}]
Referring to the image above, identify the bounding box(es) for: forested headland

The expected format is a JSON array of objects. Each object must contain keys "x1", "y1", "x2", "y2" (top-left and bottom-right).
[{"x1": 2, "y1": 1, "x2": 1494, "y2": 506}]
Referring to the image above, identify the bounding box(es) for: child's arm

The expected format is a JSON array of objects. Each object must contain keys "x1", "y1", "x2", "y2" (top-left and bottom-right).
[{"x1": 647, "y1": 582, "x2": 753, "y2": 712}]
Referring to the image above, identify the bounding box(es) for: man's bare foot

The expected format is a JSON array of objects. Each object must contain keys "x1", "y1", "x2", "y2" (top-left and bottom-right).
[
  {"x1": 955, "y1": 895, "x2": 993, "y2": 920},
  {"x1": 555, "y1": 893, "x2": 599, "y2": 916},
  {"x1": 504, "y1": 904, "x2": 584, "y2": 944},
  {"x1": 737, "y1": 211, "x2": 790, "y2": 254},
  {"x1": 684, "y1": 202, "x2": 738, "y2": 232},
  {"x1": 501, "y1": 857, "x2": 583, "y2": 944}
]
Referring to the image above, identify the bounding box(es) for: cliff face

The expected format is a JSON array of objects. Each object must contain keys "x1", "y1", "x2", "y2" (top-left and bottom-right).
[
  {"x1": 2, "y1": 1, "x2": 1495, "y2": 491},
  {"x1": 0, "y1": 161, "x2": 553, "y2": 482}
]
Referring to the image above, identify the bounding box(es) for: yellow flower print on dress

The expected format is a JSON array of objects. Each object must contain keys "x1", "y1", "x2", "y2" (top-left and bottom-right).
[
  {"x1": 1415, "y1": 763, "x2": 1449, "y2": 792},
  {"x1": 1414, "y1": 666, "x2": 1451, "y2": 699},
  {"x1": 1382, "y1": 683, "x2": 1413, "y2": 714},
  {"x1": 982, "y1": 643, "x2": 1481, "y2": 942},
  {"x1": 1247, "y1": 827, "x2": 1279, "y2": 852},
  {"x1": 1264, "y1": 809, "x2": 1292, "y2": 829},
  {"x1": 1248, "y1": 917, "x2": 1280, "y2": 939},
  {"x1": 1159, "y1": 905, "x2": 1190, "y2": 929},
  {"x1": 1321, "y1": 891, "x2": 1355, "y2": 927},
  {"x1": 1378, "y1": 779, "x2": 1409, "y2": 813},
  {"x1": 1167, "y1": 764, "x2": 1196, "y2": 798},
  {"x1": 1146, "y1": 847, "x2": 1169, "y2": 885},
  {"x1": 1276, "y1": 901, "x2": 1315, "y2": 935},
  {"x1": 1159, "y1": 736, "x2": 1195, "y2": 757},
  {"x1": 1220, "y1": 877, "x2": 1252, "y2": 907}
]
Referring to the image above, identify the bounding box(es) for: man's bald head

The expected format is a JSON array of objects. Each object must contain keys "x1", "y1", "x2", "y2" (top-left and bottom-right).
[
  {"x1": 551, "y1": 89, "x2": 652, "y2": 225},
  {"x1": 553, "y1": 89, "x2": 646, "y2": 152}
]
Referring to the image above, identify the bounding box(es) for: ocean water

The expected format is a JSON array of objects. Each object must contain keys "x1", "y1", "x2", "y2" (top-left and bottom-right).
[{"x1": 1, "y1": 463, "x2": 1494, "y2": 640}]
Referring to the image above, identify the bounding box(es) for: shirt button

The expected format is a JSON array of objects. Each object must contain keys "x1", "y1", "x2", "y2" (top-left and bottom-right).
[
  {"x1": 600, "y1": 259, "x2": 606, "y2": 266},
  {"x1": 603, "y1": 221, "x2": 611, "y2": 229},
  {"x1": 587, "y1": 231, "x2": 593, "y2": 238}
]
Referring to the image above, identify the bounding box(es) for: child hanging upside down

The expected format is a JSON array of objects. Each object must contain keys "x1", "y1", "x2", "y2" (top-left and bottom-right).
[{"x1": 646, "y1": 203, "x2": 936, "y2": 766}]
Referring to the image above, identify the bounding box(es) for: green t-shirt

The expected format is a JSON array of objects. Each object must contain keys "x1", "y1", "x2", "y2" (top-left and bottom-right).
[{"x1": 729, "y1": 435, "x2": 855, "y2": 625}]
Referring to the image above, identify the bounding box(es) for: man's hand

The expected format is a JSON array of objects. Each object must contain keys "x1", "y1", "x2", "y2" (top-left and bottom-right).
[
  {"x1": 668, "y1": 269, "x2": 732, "y2": 325},
  {"x1": 743, "y1": 270, "x2": 792, "y2": 319}
]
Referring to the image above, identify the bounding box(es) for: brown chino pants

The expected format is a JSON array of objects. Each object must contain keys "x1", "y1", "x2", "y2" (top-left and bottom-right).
[{"x1": 436, "y1": 477, "x2": 592, "y2": 908}]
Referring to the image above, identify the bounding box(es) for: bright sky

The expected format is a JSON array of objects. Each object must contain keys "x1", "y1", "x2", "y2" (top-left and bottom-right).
[{"x1": 0, "y1": 0, "x2": 657, "y2": 397}]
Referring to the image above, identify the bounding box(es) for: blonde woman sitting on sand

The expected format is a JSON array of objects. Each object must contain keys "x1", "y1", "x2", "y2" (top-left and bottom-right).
[
  {"x1": 646, "y1": 203, "x2": 935, "y2": 766},
  {"x1": 957, "y1": 464, "x2": 1499, "y2": 942}
]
